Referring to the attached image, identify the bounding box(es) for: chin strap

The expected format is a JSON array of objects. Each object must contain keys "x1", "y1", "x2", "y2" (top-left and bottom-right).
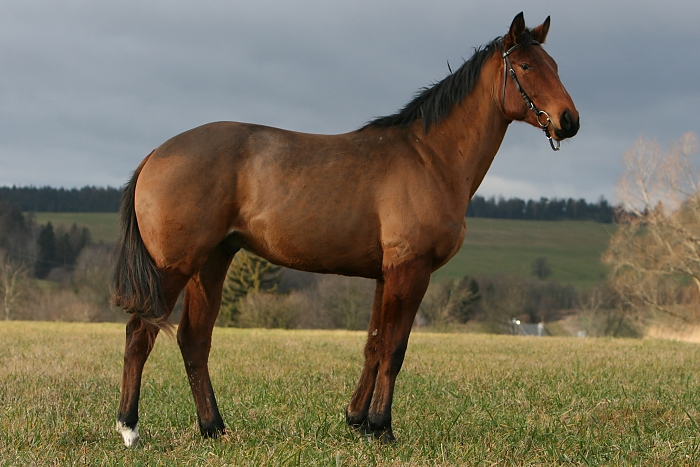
[{"x1": 502, "y1": 42, "x2": 560, "y2": 151}]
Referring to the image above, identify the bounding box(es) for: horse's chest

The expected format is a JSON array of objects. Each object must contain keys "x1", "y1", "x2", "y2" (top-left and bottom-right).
[{"x1": 431, "y1": 219, "x2": 467, "y2": 271}]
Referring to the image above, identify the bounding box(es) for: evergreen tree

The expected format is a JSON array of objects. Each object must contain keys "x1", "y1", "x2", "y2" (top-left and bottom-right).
[
  {"x1": 531, "y1": 256, "x2": 553, "y2": 280},
  {"x1": 219, "y1": 251, "x2": 281, "y2": 326},
  {"x1": 0, "y1": 200, "x2": 32, "y2": 264},
  {"x1": 35, "y1": 222, "x2": 57, "y2": 278},
  {"x1": 55, "y1": 223, "x2": 91, "y2": 267}
]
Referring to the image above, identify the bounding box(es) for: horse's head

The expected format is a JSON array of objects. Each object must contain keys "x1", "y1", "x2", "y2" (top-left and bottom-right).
[{"x1": 500, "y1": 12, "x2": 579, "y2": 150}]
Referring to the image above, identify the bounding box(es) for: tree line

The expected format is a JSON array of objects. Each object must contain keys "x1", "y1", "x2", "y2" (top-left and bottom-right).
[
  {"x1": 466, "y1": 195, "x2": 615, "y2": 222},
  {"x1": 0, "y1": 186, "x2": 121, "y2": 212}
]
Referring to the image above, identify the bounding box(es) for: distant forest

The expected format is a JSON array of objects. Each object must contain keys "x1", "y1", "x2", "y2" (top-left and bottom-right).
[
  {"x1": 0, "y1": 186, "x2": 616, "y2": 222},
  {"x1": 0, "y1": 186, "x2": 121, "y2": 212},
  {"x1": 466, "y1": 195, "x2": 615, "y2": 223}
]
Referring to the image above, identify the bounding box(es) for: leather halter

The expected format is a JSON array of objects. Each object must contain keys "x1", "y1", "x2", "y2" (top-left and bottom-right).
[{"x1": 501, "y1": 41, "x2": 560, "y2": 151}]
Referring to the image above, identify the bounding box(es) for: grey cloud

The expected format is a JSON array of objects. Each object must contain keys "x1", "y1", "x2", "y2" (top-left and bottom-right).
[{"x1": 0, "y1": 1, "x2": 698, "y2": 199}]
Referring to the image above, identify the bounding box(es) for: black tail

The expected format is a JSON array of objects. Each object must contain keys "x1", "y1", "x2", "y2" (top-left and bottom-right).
[{"x1": 111, "y1": 153, "x2": 170, "y2": 332}]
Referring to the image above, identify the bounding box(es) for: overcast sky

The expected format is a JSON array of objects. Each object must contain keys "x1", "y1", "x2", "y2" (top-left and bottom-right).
[{"x1": 1, "y1": 0, "x2": 698, "y2": 202}]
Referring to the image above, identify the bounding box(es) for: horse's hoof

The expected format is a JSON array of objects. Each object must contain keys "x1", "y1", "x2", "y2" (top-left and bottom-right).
[
  {"x1": 116, "y1": 421, "x2": 140, "y2": 448},
  {"x1": 345, "y1": 408, "x2": 368, "y2": 431},
  {"x1": 374, "y1": 427, "x2": 396, "y2": 443},
  {"x1": 366, "y1": 413, "x2": 395, "y2": 442},
  {"x1": 199, "y1": 420, "x2": 226, "y2": 438}
]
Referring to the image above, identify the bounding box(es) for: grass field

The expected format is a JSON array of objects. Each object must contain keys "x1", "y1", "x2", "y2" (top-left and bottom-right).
[
  {"x1": 29, "y1": 213, "x2": 612, "y2": 287},
  {"x1": 1, "y1": 322, "x2": 698, "y2": 465}
]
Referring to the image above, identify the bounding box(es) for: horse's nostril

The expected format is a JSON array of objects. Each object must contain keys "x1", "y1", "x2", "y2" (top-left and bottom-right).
[
  {"x1": 561, "y1": 110, "x2": 572, "y2": 130},
  {"x1": 555, "y1": 110, "x2": 579, "y2": 139}
]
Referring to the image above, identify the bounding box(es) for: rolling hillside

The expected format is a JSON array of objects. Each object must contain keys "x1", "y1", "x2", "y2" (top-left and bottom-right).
[{"x1": 432, "y1": 218, "x2": 614, "y2": 288}]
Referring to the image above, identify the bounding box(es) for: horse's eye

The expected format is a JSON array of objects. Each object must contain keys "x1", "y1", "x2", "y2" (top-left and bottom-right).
[{"x1": 520, "y1": 63, "x2": 532, "y2": 71}]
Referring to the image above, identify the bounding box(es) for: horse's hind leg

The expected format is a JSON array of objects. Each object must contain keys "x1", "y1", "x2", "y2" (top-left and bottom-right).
[
  {"x1": 177, "y1": 244, "x2": 234, "y2": 438},
  {"x1": 346, "y1": 256, "x2": 431, "y2": 442},
  {"x1": 117, "y1": 271, "x2": 187, "y2": 447}
]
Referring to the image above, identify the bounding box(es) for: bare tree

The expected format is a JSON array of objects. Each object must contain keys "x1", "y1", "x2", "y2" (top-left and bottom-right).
[
  {"x1": 419, "y1": 276, "x2": 481, "y2": 328},
  {"x1": 479, "y1": 275, "x2": 531, "y2": 333},
  {"x1": 603, "y1": 133, "x2": 700, "y2": 321},
  {"x1": 0, "y1": 250, "x2": 27, "y2": 320},
  {"x1": 72, "y1": 244, "x2": 121, "y2": 321}
]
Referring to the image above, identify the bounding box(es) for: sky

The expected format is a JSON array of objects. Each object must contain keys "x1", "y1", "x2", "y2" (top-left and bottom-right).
[{"x1": 0, "y1": 0, "x2": 698, "y2": 202}]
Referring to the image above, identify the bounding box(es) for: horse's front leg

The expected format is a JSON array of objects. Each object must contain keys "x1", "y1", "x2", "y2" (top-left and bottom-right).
[
  {"x1": 347, "y1": 255, "x2": 431, "y2": 442},
  {"x1": 346, "y1": 279, "x2": 384, "y2": 430}
]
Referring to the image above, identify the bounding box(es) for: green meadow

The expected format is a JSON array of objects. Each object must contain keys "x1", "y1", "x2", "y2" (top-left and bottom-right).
[
  {"x1": 30, "y1": 212, "x2": 612, "y2": 288},
  {"x1": 433, "y1": 218, "x2": 614, "y2": 288},
  {"x1": 1, "y1": 322, "x2": 698, "y2": 465}
]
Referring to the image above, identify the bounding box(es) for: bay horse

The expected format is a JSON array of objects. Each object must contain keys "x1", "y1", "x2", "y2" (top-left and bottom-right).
[{"x1": 112, "y1": 12, "x2": 579, "y2": 447}]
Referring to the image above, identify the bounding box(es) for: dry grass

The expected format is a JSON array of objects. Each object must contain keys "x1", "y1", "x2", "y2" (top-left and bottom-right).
[
  {"x1": 645, "y1": 324, "x2": 700, "y2": 344},
  {"x1": 1, "y1": 322, "x2": 699, "y2": 465}
]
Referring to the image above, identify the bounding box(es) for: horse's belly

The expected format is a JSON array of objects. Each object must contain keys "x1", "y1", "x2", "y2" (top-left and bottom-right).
[{"x1": 238, "y1": 214, "x2": 384, "y2": 278}]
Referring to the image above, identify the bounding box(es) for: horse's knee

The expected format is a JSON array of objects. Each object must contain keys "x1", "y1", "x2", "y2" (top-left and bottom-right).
[
  {"x1": 387, "y1": 343, "x2": 407, "y2": 375},
  {"x1": 363, "y1": 337, "x2": 379, "y2": 359}
]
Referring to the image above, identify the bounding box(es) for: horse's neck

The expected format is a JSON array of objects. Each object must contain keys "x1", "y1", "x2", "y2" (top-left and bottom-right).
[{"x1": 419, "y1": 70, "x2": 510, "y2": 205}]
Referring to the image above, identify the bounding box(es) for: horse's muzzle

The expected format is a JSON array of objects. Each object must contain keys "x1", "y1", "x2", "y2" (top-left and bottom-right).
[{"x1": 554, "y1": 109, "x2": 579, "y2": 139}]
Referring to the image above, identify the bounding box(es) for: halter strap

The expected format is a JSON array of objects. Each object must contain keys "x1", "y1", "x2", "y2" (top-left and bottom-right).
[{"x1": 501, "y1": 41, "x2": 560, "y2": 151}]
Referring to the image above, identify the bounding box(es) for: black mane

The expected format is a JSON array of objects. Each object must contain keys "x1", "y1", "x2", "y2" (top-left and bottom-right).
[{"x1": 362, "y1": 32, "x2": 536, "y2": 133}]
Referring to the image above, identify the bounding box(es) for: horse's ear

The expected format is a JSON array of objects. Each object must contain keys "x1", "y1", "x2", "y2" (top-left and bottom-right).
[
  {"x1": 531, "y1": 16, "x2": 551, "y2": 44},
  {"x1": 505, "y1": 12, "x2": 526, "y2": 49}
]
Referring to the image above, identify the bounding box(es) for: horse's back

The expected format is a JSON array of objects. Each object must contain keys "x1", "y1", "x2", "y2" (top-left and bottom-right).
[{"x1": 134, "y1": 122, "x2": 387, "y2": 276}]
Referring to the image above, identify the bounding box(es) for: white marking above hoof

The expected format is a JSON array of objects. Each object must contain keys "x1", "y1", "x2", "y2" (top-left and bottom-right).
[{"x1": 116, "y1": 421, "x2": 140, "y2": 447}]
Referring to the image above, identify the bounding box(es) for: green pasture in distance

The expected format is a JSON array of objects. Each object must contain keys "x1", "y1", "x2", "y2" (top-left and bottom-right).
[
  {"x1": 30, "y1": 212, "x2": 120, "y2": 244},
  {"x1": 27, "y1": 213, "x2": 614, "y2": 288},
  {"x1": 433, "y1": 218, "x2": 615, "y2": 289},
  {"x1": 1, "y1": 322, "x2": 698, "y2": 465}
]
